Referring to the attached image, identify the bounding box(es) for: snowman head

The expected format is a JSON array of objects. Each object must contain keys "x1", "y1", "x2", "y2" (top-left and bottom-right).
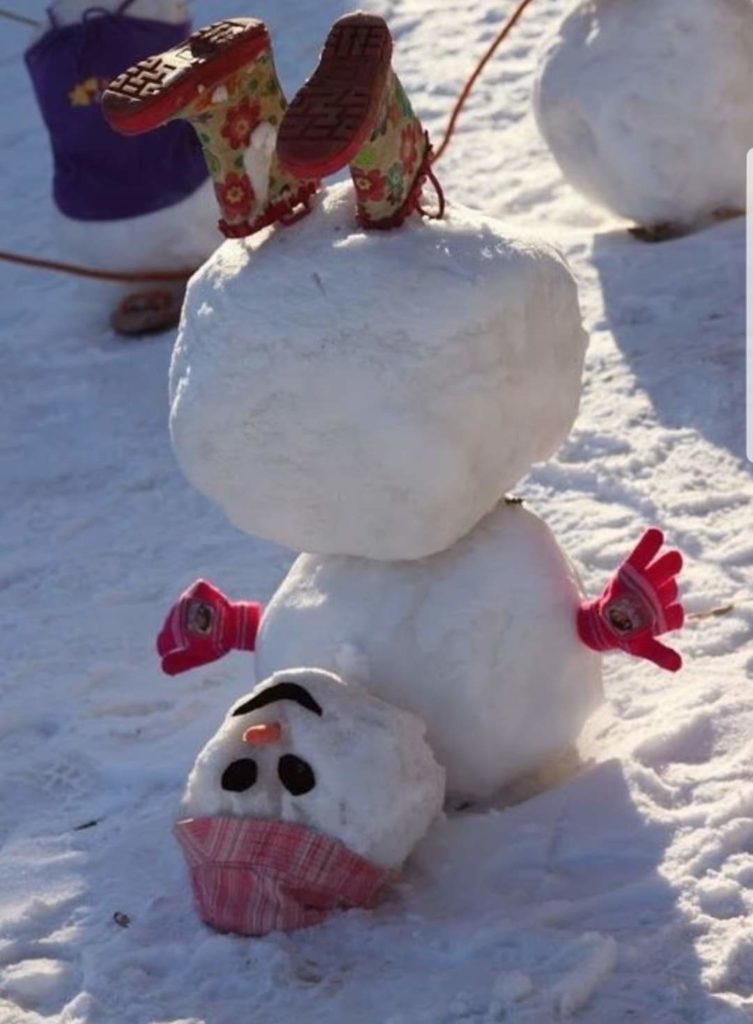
[{"x1": 175, "y1": 668, "x2": 444, "y2": 934}]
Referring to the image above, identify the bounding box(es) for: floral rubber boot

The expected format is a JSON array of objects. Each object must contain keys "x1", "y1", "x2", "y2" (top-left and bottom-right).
[
  {"x1": 102, "y1": 19, "x2": 319, "y2": 238},
  {"x1": 276, "y1": 12, "x2": 444, "y2": 230}
]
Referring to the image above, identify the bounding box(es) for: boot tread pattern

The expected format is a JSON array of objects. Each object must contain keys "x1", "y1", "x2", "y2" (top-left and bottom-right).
[
  {"x1": 107, "y1": 55, "x2": 187, "y2": 103},
  {"x1": 189, "y1": 19, "x2": 258, "y2": 59},
  {"x1": 279, "y1": 20, "x2": 391, "y2": 150},
  {"x1": 279, "y1": 87, "x2": 373, "y2": 141},
  {"x1": 104, "y1": 19, "x2": 265, "y2": 108},
  {"x1": 325, "y1": 23, "x2": 390, "y2": 60}
]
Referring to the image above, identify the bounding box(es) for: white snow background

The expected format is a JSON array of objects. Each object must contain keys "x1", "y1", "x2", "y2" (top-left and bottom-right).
[{"x1": 1, "y1": 0, "x2": 753, "y2": 1020}]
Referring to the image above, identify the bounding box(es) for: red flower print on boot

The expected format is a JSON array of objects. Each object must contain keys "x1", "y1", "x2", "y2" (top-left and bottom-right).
[
  {"x1": 578, "y1": 528, "x2": 685, "y2": 672},
  {"x1": 215, "y1": 171, "x2": 255, "y2": 232},
  {"x1": 353, "y1": 168, "x2": 387, "y2": 203},
  {"x1": 220, "y1": 97, "x2": 261, "y2": 150}
]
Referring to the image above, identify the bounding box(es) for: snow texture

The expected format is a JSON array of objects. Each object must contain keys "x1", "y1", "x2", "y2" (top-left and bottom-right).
[
  {"x1": 534, "y1": 0, "x2": 753, "y2": 229},
  {"x1": 180, "y1": 668, "x2": 445, "y2": 870},
  {"x1": 170, "y1": 180, "x2": 588, "y2": 560},
  {"x1": 257, "y1": 502, "x2": 603, "y2": 801},
  {"x1": 2, "y1": 0, "x2": 753, "y2": 1021}
]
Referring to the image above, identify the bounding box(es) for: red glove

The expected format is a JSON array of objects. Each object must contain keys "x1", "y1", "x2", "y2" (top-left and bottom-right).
[
  {"x1": 156, "y1": 579, "x2": 262, "y2": 676},
  {"x1": 577, "y1": 528, "x2": 685, "y2": 672}
]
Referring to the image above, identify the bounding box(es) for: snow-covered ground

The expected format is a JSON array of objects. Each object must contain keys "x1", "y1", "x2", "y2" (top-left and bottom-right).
[{"x1": 1, "y1": 0, "x2": 753, "y2": 1020}]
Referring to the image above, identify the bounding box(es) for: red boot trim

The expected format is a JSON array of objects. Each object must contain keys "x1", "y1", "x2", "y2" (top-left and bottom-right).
[
  {"x1": 251, "y1": 180, "x2": 321, "y2": 232},
  {"x1": 103, "y1": 19, "x2": 270, "y2": 136},
  {"x1": 277, "y1": 13, "x2": 393, "y2": 180},
  {"x1": 218, "y1": 180, "x2": 320, "y2": 239},
  {"x1": 218, "y1": 217, "x2": 254, "y2": 239}
]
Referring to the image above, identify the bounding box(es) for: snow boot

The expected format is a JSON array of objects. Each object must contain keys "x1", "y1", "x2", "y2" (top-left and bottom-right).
[
  {"x1": 276, "y1": 12, "x2": 444, "y2": 229},
  {"x1": 102, "y1": 18, "x2": 319, "y2": 238},
  {"x1": 110, "y1": 282, "x2": 187, "y2": 336}
]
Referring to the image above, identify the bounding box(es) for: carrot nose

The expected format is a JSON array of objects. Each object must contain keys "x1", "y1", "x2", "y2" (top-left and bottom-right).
[{"x1": 242, "y1": 722, "x2": 282, "y2": 745}]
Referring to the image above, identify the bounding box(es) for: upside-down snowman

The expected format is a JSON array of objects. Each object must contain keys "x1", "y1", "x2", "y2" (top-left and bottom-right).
[
  {"x1": 533, "y1": 0, "x2": 753, "y2": 240},
  {"x1": 104, "y1": 12, "x2": 685, "y2": 933},
  {"x1": 25, "y1": 0, "x2": 221, "y2": 334},
  {"x1": 174, "y1": 668, "x2": 444, "y2": 935}
]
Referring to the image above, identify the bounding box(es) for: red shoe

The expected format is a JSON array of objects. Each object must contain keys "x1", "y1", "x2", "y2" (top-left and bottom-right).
[
  {"x1": 277, "y1": 13, "x2": 444, "y2": 229},
  {"x1": 103, "y1": 19, "x2": 270, "y2": 136},
  {"x1": 103, "y1": 20, "x2": 319, "y2": 238},
  {"x1": 276, "y1": 14, "x2": 393, "y2": 181},
  {"x1": 110, "y1": 285, "x2": 185, "y2": 337}
]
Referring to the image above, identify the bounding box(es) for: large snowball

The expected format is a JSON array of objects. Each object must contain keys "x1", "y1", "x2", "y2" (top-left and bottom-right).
[
  {"x1": 256, "y1": 504, "x2": 603, "y2": 801},
  {"x1": 534, "y1": 0, "x2": 753, "y2": 228},
  {"x1": 170, "y1": 182, "x2": 588, "y2": 559},
  {"x1": 180, "y1": 668, "x2": 445, "y2": 870}
]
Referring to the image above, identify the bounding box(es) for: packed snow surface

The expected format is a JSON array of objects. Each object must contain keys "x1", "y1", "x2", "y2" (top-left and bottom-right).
[
  {"x1": 257, "y1": 502, "x2": 603, "y2": 800},
  {"x1": 170, "y1": 180, "x2": 588, "y2": 559},
  {"x1": 534, "y1": 0, "x2": 753, "y2": 228},
  {"x1": 181, "y1": 668, "x2": 445, "y2": 869},
  {"x1": 2, "y1": 0, "x2": 753, "y2": 1021}
]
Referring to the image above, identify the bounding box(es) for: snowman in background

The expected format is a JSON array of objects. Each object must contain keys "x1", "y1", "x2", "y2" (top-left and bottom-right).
[
  {"x1": 533, "y1": 0, "x2": 753, "y2": 241},
  {"x1": 174, "y1": 668, "x2": 445, "y2": 935},
  {"x1": 25, "y1": 0, "x2": 221, "y2": 334}
]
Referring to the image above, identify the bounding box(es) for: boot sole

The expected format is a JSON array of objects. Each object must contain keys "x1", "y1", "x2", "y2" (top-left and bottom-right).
[
  {"x1": 277, "y1": 13, "x2": 393, "y2": 180},
  {"x1": 111, "y1": 286, "x2": 186, "y2": 337},
  {"x1": 102, "y1": 18, "x2": 270, "y2": 136}
]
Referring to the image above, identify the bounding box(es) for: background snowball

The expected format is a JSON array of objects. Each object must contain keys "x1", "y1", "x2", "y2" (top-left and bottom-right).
[
  {"x1": 170, "y1": 182, "x2": 588, "y2": 559},
  {"x1": 534, "y1": 0, "x2": 753, "y2": 228},
  {"x1": 256, "y1": 504, "x2": 603, "y2": 802},
  {"x1": 180, "y1": 668, "x2": 445, "y2": 870}
]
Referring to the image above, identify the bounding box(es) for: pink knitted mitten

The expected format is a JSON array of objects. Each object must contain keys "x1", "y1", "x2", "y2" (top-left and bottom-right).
[
  {"x1": 157, "y1": 579, "x2": 261, "y2": 676},
  {"x1": 577, "y1": 528, "x2": 685, "y2": 672}
]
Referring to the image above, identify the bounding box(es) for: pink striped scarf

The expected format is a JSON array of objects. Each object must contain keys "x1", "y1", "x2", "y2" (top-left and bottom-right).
[{"x1": 174, "y1": 817, "x2": 390, "y2": 936}]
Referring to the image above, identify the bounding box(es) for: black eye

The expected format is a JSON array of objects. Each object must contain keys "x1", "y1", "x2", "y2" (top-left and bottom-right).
[
  {"x1": 221, "y1": 758, "x2": 257, "y2": 793},
  {"x1": 278, "y1": 754, "x2": 316, "y2": 796}
]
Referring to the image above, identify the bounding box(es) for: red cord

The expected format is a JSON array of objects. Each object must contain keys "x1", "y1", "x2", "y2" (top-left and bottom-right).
[
  {"x1": 0, "y1": 249, "x2": 195, "y2": 284},
  {"x1": 432, "y1": 0, "x2": 536, "y2": 165},
  {"x1": 0, "y1": 7, "x2": 40, "y2": 27}
]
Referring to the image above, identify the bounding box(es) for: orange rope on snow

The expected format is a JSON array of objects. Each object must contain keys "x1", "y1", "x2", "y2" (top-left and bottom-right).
[
  {"x1": 0, "y1": 7, "x2": 40, "y2": 27},
  {"x1": 0, "y1": 0, "x2": 534, "y2": 283},
  {"x1": 432, "y1": 0, "x2": 536, "y2": 165},
  {"x1": 0, "y1": 250, "x2": 194, "y2": 284}
]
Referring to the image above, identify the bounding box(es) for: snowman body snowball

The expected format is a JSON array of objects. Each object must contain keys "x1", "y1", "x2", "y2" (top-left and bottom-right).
[
  {"x1": 534, "y1": 0, "x2": 753, "y2": 230},
  {"x1": 169, "y1": 181, "x2": 588, "y2": 560},
  {"x1": 256, "y1": 503, "x2": 603, "y2": 802}
]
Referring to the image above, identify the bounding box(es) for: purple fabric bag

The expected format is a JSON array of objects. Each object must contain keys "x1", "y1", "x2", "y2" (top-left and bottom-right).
[{"x1": 25, "y1": 1, "x2": 208, "y2": 221}]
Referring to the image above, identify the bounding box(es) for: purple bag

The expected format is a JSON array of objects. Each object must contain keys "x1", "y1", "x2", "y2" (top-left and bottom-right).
[{"x1": 25, "y1": 1, "x2": 208, "y2": 221}]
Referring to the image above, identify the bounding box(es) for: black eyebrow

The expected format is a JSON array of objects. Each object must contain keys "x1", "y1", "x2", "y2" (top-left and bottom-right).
[{"x1": 232, "y1": 682, "x2": 323, "y2": 718}]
